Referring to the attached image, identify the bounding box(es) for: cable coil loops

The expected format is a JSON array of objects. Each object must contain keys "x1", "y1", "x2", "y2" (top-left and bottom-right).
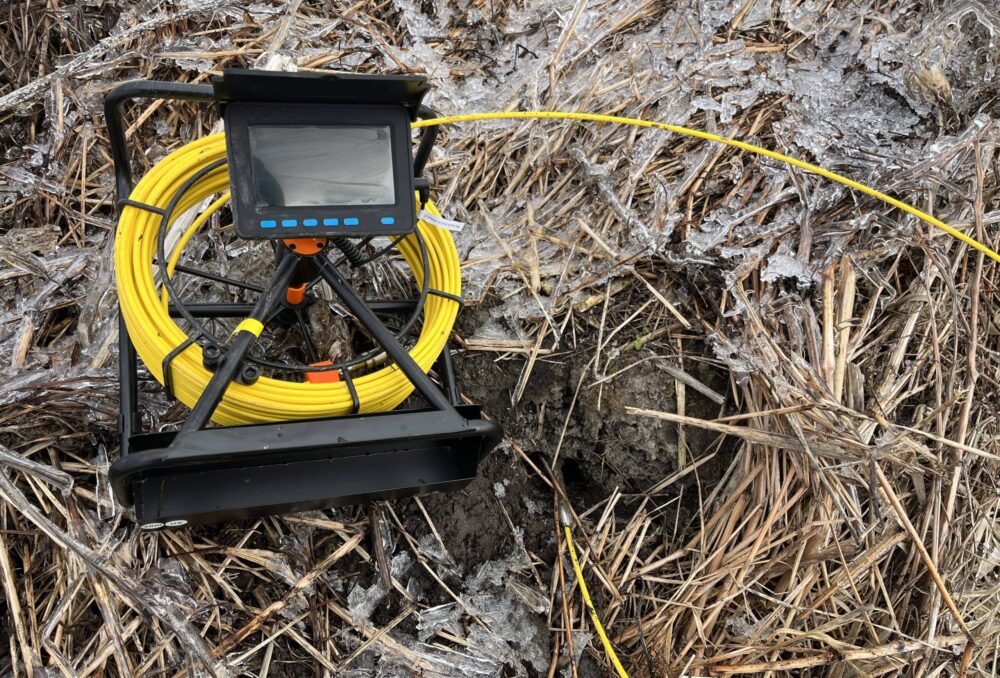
[{"x1": 115, "y1": 132, "x2": 462, "y2": 427}]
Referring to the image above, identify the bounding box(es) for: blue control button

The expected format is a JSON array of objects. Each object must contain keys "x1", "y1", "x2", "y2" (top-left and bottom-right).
[
  {"x1": 281, "y1": 219, "x2": 297, "y2": 228},
  {"x1": 344, "y1": 218, "x2": 359, "y2": 226},
  {"x1": 323, "y1": 218, "x2": 339, "y2": 226},
  {"x1": 380, "y1": 217, "x2": 395, "y2": 225},
  {"x1": 303, "y1": 218, "x2": 318, "y2": 227},
  {"x1": 260, "y1": 220, "x2": 277, "y2": 229}
]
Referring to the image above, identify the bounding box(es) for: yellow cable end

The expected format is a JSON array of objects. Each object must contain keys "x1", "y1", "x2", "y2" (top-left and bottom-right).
[{"x1": 564, "y1": 525, "x2": 631, "y2": 678}]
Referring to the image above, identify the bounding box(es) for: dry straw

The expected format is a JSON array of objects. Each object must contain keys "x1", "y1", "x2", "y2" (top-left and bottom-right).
[{"x1": 1, "y1": 0, "x2": 998, "y2": 676}]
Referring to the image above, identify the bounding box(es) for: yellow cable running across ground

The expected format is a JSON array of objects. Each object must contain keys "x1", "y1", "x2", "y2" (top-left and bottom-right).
[
  {"x1": 419, "y1": 111, "x2": 1000, "y2": 676},
  {"x1": 114, "y1": 109, "x2": 998, "y2": 673},
  {"x1": 413, "y1": 112, "x2": 1000, "y2": 265},
  {"x1": 564, "y1": 523, "x2": 630, "y2": 677}
]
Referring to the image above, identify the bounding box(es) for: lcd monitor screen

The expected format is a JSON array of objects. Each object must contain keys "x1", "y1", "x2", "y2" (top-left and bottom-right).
[{"x1": 248, "y1": 125, "x2": 395, "y2": 207}]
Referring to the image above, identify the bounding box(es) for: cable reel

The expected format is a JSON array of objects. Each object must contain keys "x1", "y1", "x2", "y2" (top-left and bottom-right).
[
  {"x1": 107, "y1": 70, "x2": 500, "y2": 529},
  {"x1": 116, "y1": 135, "x2": 462, "y2": 425}
]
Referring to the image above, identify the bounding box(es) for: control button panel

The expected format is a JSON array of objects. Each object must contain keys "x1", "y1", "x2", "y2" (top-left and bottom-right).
[{"x1": 257, "y1": 215, "x2": 400, "y2": 234}]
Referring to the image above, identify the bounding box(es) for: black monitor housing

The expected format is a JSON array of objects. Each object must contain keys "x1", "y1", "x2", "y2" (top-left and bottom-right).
[{"x1": 214, "y1": 69, "x2": 429, "y2": 240}]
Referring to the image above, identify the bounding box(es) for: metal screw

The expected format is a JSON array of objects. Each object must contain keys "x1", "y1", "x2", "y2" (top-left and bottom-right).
[
  {"x1": 237, "y1": 363, "x2": 260, "y2": 385},
  {"x1": 202, "y1": 344, "x2": 222, "y2": 370}
]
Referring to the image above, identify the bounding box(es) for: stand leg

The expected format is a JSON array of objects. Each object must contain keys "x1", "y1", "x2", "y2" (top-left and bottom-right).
[
  {"x1": 315, "y1": 256, "x2": 455, "y2": 412},
  {"x1": 436, "y1": 342, "x2": 461, "y2": 406},
  {"x1": 177, "y1": 252, "x2": 301, "y2": 435},
  {"x1": 118, "y1": 312, "x2": 140, "y2": 455}
]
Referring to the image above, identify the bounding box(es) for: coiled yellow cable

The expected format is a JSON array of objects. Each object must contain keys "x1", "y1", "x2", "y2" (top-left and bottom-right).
[{"x1": 114, "y1": 132, "x2": 461, "y2": 426}]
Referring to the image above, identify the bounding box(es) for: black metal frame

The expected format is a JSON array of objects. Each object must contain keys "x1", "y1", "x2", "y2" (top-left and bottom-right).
[{"x1": 105, "y1": 72, "x2": 500, "y2": 528}]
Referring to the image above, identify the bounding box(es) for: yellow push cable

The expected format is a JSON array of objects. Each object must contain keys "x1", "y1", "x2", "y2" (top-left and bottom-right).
[
  {"x1": 564, "y1": 524, "x2": 630, "y2": 677},
  {"x1": 412, "y1": 112, "x2": 1000, "y2": 265},
  {"x1": 116, "y1": 111, "x2": 1000, "y2": 428}
]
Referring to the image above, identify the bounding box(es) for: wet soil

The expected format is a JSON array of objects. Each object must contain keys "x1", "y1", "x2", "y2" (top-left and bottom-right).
[{"x1": 417, "y1": 298, "x2": 732, "y2": 572}]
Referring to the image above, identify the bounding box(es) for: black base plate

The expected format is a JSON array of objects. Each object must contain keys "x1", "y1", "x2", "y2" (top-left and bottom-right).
[{"x1": 110, "y1": 406, "x2": 500, "y2": 528}]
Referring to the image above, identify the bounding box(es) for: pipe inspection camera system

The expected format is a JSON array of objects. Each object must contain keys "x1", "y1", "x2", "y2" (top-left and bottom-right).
[
  {"x1": 106, "y1": 69, "x2": 501, "y2": 529},
  {"x1": 104, "y1": 68, "x2": 1000, "y2": 534}
]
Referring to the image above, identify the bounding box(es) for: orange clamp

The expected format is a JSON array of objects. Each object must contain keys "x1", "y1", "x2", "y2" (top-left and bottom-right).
[
  {"x1": 286, "y1": 283, "x2": 307, "y2": 306},
  {"x1": 283, "y1": 238, "x2": 327, "y2": 256},
  {"x1": 305, "y1": 360, "x2": 342, "y2": 384}
]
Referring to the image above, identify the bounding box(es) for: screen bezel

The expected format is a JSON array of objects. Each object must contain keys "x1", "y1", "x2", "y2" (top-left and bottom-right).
[{"x1": 225, "y1": 102, "x2": 416, "y2": 239}]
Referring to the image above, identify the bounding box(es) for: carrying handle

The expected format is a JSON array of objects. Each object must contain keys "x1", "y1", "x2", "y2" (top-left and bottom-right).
[
  {"x1": 104, "y1": 81, "x2": 215, "y2": 203},
  {"x1": 413, "y1": 104, "x2": 441, "y2": 178}
]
